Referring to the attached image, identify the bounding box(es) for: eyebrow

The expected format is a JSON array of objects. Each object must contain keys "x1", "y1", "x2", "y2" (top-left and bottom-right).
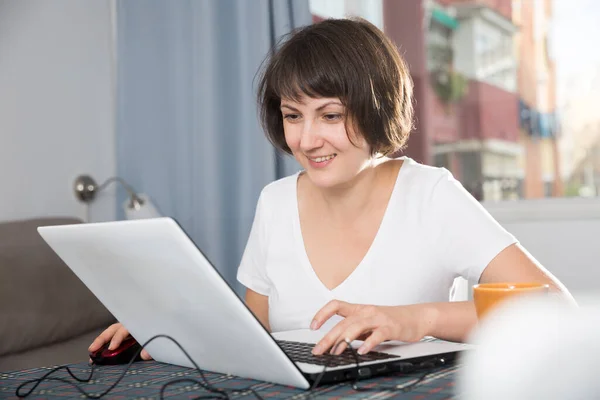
[{"x1": 280, "y1": 101, "x2": 344, "y2": 112}]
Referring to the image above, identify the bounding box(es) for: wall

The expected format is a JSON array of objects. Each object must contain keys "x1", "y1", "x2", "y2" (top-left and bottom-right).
[
  {"x1": 515, "y1": 0, "x2": 536, "y2": 106},
  {"x1": 0, "y1": 0, "x2": 116, "y2": 223},
  {"x1": 384, "y1": 0, "x2": 433, "y2": 164},
  {"x1": 430, "y1": 85, "x2": 461, "y2": 144},
  {"x1": 469, "y1": 80, "x2": 519, "y2": 142}
]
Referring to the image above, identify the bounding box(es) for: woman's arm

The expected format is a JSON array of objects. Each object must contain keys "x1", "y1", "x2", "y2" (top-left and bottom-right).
[
  {"x1": 245, "y1": 288, "x2": 271, "y2": 332},
  {"x1": 479, "y1": 243, "x2": 575, "y2": 303},
  {"x1": 423, "y1": 242, "x2": 577, "y2": 342},
  {"x1": 311, "y1": 243, "x2": 576, "y2": 354}
]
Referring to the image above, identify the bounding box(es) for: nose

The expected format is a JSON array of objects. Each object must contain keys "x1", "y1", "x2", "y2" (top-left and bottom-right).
[{"x1": 299, "y1": 120, "x2": 323, "y2": 152}]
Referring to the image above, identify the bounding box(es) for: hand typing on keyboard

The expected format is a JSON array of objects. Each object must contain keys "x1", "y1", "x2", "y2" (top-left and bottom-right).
[
  {"x1": 278, "y1": 340, "x2": 398, "y2": 367},
  {"x1": 310, "y1": 300, "x2": 430, "y2": 356}
]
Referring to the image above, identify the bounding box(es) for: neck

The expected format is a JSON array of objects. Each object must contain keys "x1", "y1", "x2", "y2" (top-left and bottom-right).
[{"x1": 311, "y1": 159, "x2": 385, "y2": 223}]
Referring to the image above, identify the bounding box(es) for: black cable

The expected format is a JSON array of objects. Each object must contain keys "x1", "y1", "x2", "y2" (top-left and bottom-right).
[
  {"x1": 15, "y1": 334, "x2": 264, "y2": 400},
  {"x1": 15, "y1": 335, "x2": 447, "y2": 399},
  {"x1": 342, "y1": 339, "x2": 441, "y2": 393}
]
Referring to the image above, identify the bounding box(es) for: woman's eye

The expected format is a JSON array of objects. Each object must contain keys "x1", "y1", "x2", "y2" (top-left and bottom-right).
[
  {"x1": 323, "y1": 113, "x2": 343, "y2": 121},
  {"x1": 283, "y1": 114, "x2": 301, "y2": 121}
]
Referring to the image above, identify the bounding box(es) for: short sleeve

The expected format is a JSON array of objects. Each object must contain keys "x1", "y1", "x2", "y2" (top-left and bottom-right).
[
  {"x1": 431, "y1": 170, "x2": 518, "y2": 283},
  {"x1": 236, "y1": 192, "x2": 272, "y2": 296}
]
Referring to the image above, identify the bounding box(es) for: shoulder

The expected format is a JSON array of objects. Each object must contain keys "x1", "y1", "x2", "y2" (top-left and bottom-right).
[
  {"x1": 258, "y1": 172, "x2": 299, "y2": 204},
  {"x1": 253, "y1": 172, "x2": 300, "y2": 223},
  {"x1": 395, "y1": 157, "x2": 457, "y2": 198},
  {"x1": 392, "y1": 157, "x2": 479, "y2": 224}
]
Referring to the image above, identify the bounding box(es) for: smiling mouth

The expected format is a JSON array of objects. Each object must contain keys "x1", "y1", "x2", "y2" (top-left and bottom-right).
[{"x1": 308, "y1": 154, "x2": 337, "y2": 163}]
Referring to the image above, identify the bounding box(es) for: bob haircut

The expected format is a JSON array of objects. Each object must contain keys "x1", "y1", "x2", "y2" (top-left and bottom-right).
[{"x1": 257, "y1": 17, "x2": 414, "y2": 156}]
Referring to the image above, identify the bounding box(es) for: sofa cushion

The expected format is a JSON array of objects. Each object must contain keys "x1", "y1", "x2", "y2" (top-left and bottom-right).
[
  {"x1": 0, "y1": 217, "x2": 116, "y2": 357},
  {"x1": 0, "y1": 328, "x2": 105, "y2": 372}
]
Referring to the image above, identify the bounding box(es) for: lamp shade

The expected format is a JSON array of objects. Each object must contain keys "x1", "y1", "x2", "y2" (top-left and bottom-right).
[{"x1": 123, "y1": 193, "x2": 161, "y2": 220}]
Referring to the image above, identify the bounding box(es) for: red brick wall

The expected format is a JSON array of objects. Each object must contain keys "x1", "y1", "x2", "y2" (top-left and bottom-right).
[
  {"x1": 431, "y1": 79, "x2": 519, "y2": 143},
  {"x1": 523, "y1": 135, "x2": 545, "y2": 198},
  {"x1": 518, "y1": 0, "x2": 537, "y2": 107},
  {"x1": 384, "y1": 0, "x2": 433, "y2": 164},
  {"x1": 472, "y1": 81, "x2": 519, "y2": 142},
  {"x1": 430, "y1": 83, "x2": 461, "y2": 144}
]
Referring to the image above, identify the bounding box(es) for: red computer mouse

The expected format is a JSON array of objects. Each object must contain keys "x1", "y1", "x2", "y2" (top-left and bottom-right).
[{"x1": 89, "y1": 336, "x2": 144, "y2": 365}]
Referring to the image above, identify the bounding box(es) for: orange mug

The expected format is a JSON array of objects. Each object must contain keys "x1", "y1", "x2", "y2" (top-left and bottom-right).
[{"x1": 473, "y1": 282, "x2": 550, "y2": 319}]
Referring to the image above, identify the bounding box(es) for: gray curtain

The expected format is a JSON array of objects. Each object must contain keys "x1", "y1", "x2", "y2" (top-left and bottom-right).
[{"x1": 115, "y1": 0, "x2": 309, "y2": 294}]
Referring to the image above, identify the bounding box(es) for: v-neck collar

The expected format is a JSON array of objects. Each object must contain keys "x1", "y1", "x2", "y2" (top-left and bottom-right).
[{"x1": 291, "y1": 158, "x2": 408, "y2": 295}]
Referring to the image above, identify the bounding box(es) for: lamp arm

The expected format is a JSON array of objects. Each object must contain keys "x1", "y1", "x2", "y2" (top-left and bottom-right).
[{"x1": 97, "y1": 177, "x2": 144, "y2": 205}]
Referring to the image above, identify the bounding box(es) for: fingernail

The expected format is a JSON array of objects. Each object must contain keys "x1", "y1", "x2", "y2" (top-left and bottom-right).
[
  {"x1": 312, "y1": 344, "x2": 322, "y2": 355},
  {"x1": 310, "y1": 320, "x2": 318, "y2": 330},
  {"x1": 88, "y1": 344, "x2": 93, "y2": 351},
  {"x1": 141, "y1": 350, "x2": 149, "y2": 359},
  {"x1": 108, "y1": 341, "x2": 115, "y2": 350},
  {"x1": 357, "y1": 345, "x2": 367, "y2": 355}
]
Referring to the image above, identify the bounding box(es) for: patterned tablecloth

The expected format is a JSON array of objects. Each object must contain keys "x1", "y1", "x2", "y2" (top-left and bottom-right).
[{"x1": 0, "y1": 361, "x2": 460, "y2": 399}]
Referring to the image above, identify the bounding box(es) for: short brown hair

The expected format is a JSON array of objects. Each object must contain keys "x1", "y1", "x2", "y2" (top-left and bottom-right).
[{"x1": 257, "y1": 18, "x2": 414, "y2": 156}]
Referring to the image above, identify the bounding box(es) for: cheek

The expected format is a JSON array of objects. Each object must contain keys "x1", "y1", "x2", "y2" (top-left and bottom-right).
[
  {"x1": 283, "y1": 125, "x2": 300, "y2": 150},
  {"x1": 329, "y1": 126, "x2": 361, "y2": 151}
]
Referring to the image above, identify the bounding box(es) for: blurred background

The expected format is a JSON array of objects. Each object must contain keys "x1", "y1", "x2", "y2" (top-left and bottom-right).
[
  {"x1": 312, "y1": 0, "x2": 599, "y2": 203},
  {"x1": 2, "y1": 0, "x2": 600, "y2": 288},
  {"x1": 2, "y1": 0, "x2": 600, "y2": 372}
]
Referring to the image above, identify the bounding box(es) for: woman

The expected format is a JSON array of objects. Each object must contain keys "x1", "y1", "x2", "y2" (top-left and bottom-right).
[{"x1": 89, "y1": 18, "x2": 573, "y2": 360}]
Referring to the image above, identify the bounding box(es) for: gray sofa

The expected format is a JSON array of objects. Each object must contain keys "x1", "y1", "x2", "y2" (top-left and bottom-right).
[{"x1": 0, "y1": 217, "x2": 116, "y2": 372}]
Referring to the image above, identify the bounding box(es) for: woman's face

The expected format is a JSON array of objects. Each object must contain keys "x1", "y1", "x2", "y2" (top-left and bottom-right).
[{"x1": 281, "y1": 95, "x2": 373, "y2": 189}]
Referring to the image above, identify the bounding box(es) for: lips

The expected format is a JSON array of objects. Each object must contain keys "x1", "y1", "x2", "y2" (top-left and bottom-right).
[
  {"x1": 306, "y1": 153, "x2": 337, "y2": 169},
  {"x1": 308, "y1": 154, "x2": 336, "y2": 163}
]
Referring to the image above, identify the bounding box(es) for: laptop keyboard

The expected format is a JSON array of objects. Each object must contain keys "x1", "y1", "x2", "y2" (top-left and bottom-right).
[{"x1": 277, "y1": 340, "x2": 399, "y2": 367}]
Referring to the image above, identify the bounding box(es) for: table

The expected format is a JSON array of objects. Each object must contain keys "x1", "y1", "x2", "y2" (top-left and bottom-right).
[{"x1": 0, "y1": 361, "x2": 460, "y2": 399}]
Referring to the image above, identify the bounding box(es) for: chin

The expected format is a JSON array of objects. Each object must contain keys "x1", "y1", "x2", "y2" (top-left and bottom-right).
[{"x1": 304, "y1": 169, "x2": 347, "y2": 189}]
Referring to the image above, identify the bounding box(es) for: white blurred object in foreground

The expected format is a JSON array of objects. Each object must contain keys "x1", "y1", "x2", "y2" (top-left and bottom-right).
[{"x1": 456, "y1": 295, "x2": 600, "y2": 400}]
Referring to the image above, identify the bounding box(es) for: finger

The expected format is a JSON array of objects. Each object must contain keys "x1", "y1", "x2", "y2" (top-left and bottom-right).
[
  {"x1": 140, "y1": 349, "x2": 152, "y2": 360},
  {"x1": 311, "y1": 300, "x2": 356, "y2": 330},
  {"x1": 108, "y1": 327, "x2": 130, "y2": 350},
  {"x1": 357, "y1": 328, "x2": 390, "y2": 355},
  {"x1": 312, "y1": 317, "x2": 354, "y2": 355},
  {"x1": 330, "y1": 339, "x2": 350, "y2": 356},
  {"x1": 313, "y1": 318, "x2": 356, "y2": 355},
  {"x1": 332, "y1": 318, "x2": 378, "y2": 355},
  {"x1": 89, "y1": 324, "x2": 121, "y2": 351}
]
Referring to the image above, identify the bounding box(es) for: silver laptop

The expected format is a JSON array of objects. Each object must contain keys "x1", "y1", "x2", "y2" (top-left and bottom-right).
[{"x1": 38, "y1": 217, "x2": 471, "y2": 389}]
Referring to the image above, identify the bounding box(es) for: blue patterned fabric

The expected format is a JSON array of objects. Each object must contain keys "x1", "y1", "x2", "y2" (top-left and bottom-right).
[{"x1": 0, "y1": 361, "x2": 460, "y2": 399}]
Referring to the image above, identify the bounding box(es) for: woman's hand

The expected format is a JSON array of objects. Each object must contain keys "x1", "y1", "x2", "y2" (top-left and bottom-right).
[
  {"x1": 88, "y1": 323, "x2": 152, "y2": 360},
  {"x1": 310, "y1": 300, "x2": 434, "y2": 356}
]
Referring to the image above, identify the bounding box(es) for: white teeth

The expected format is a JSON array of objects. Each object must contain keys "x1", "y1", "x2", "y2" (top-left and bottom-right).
[{"x1": 312, "y1": 154, "x2": 336, "y2": 163}]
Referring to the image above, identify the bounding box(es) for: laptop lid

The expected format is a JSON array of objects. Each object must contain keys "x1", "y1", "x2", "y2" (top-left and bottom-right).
[{"x1": 38, "y1": 217, "x2": 311, "y2": 389}]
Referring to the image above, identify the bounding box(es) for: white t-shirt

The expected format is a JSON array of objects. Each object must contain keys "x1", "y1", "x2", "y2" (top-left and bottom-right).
[{"x1": 236, "y1": 157, "x2": 517, "y2": 332}]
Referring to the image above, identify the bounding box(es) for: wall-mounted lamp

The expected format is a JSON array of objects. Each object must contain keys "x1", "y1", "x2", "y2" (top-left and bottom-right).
[{"x1": 74, "y1": 175, "x2": 160, "y2": 220}]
